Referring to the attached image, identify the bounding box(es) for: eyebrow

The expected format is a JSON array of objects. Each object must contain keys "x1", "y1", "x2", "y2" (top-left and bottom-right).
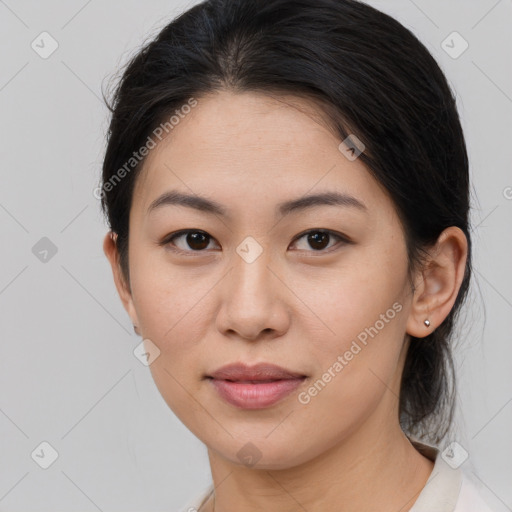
[{"x1": 147, "y1": 189, "x2": 368, "y2": 218}]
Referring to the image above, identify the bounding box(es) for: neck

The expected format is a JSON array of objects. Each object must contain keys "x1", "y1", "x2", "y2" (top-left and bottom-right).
[{"x1": 203, "y1": 419, "x2": 434, "y2": 512}]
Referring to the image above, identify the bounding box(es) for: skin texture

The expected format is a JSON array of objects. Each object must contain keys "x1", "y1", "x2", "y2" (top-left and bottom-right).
[{"x1": 104, "y1": 90, "x2": 468, "y2": 512}]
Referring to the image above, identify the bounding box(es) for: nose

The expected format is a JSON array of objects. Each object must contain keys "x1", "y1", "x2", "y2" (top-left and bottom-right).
[{"x1": 215, "y1": 249, "x2": 291, "y2": 342}]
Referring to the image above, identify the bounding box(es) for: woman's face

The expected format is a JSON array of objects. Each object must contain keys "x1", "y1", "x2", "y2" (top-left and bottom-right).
[{"x1": 120, "y1": 90, "x2": 417, "y2": 469}]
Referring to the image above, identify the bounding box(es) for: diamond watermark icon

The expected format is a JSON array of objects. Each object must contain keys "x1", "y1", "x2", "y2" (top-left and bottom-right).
[
  {"x1": 236, "y1": 236, "x2": 263, "y2": 264},
  {"x1": 441, "y1": 441, "x2": 469, "y2": 469},
  {"x1": 236, "y1": 442, "x2": 262, "y2": 467},
  {"x1": 31, "y1": 441, "x2": 59, "y2": 469},
  {"x1": 441, "y1": 31, "x2": 468, "y2": 59},
  {"x1": 134, "y1": 338, "x2": 161, "y2": 366},
  {"x1": 32, "y1": 237, "x2": 58, "y2": 263},
  {"x1": 31, "y1": 32, "x2": 59, "y2": 59},
  {"x1": 338, "y1": 134, "x2": 365, "y2": 161}
]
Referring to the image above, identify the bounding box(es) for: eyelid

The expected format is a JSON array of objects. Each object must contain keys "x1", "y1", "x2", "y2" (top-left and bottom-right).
[{"x1": 160, "y1": 228, "x2": 351, "y2": 255}]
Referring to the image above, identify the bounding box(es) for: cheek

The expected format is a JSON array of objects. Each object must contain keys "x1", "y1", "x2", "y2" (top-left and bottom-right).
[
  {"x1": 294, "y1": 247, "x2": 409, "y2": 406},
  {"x1": 292, "y1": 247, "x2": 407, "y2": 350},
  {"x1": 129, "y1": 246, "x2": 213, "y2": 341},
  {"x1": 295, "y1": 305, "x2": 407, "y2": 449},
  {"x1": 132, "y1": 264, "x2": 215, "y2": 424}
]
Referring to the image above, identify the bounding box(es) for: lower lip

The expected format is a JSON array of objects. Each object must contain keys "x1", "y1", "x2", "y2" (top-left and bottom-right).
[{"x1": 209, "y1": 377, "x2": 306, "y2": 409}]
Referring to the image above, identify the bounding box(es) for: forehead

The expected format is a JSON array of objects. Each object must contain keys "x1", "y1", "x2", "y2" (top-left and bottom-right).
[{"x1": 132, "y1": 90, "x2": 394, "y2": 221}]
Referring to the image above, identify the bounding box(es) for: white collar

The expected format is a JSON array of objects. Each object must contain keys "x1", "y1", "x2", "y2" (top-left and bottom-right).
[{"x1": 408, "y1": 437, "x2": 463, "y2": 512}]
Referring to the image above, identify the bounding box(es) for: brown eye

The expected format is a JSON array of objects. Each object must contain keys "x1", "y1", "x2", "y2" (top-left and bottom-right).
[
  {"x1": 307, "y1": 231, "x2": 330, "y2": 250},
  {"x1": 163, "y1": 230, "x2": 218, "y2": 253},
  {"x1": 291, "y1": 229, "x2": 348, "y2": 253},
  {"x1": 184, "y1": 232, "x2": 210, "y2": 250}
]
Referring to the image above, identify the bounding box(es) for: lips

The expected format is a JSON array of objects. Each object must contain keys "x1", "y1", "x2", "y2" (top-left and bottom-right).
[
  {"x1": 207, "y1": 362, "x2": 307, "y2": 409},
  {"x1": 207, "y1": 362, "x2": 306, "y2": 381}
]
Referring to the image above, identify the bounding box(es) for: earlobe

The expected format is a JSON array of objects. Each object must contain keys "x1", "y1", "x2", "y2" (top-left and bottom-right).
[
  {"x1": 103, "y1": 231, "x2": 140, "y2": 329},
  {"x1": 406, "y1": 226, "x2": 468, "y2": 338}
]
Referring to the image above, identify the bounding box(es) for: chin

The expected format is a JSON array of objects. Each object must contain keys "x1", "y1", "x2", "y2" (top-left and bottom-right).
[{"x1": 209, "y1": 435, "x2": 316, "y2": 470}]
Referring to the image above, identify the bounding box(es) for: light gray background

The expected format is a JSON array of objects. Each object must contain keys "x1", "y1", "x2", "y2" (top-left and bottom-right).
[{"x1": 0, "y1": 0, "x2": 511, "y2": 510}]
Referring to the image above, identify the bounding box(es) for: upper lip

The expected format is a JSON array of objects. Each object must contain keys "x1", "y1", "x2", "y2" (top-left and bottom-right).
[{"x1": 208, "y1": 362, "x2": 306, "y2": 381}]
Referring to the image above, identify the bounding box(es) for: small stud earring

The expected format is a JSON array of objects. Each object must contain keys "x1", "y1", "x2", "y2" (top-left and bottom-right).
[{"x1": 424, "y1": 319, "x2": 431, "y2": 327}]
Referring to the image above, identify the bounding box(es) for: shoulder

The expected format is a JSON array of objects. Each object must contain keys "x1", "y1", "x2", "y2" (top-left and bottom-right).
[{"x1": 408, "y1": 437, "x2": 503, "y2": 512}]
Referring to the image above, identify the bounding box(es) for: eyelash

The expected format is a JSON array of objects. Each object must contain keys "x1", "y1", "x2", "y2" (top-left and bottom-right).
[{"x1": 159, "y1": 229, "x2": 351, "y2": 256}]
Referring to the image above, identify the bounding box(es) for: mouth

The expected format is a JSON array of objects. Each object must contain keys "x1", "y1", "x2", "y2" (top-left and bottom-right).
[
  {"x1": 205, "y1": 362, "x2": 307, "y2": 409},
  {"x1": 207, "y1": 377, "x2": 307, "y2": 409},
  {"x1": 219, "y1": 379, "x2": 291, "y2": 384},
  {"x1": 207, "y1": 362, "x2": 306, "y2": 381}
]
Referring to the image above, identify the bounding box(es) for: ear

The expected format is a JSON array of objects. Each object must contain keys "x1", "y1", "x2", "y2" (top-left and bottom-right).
[
  {"x1": 103, "y1": 231, "x2": 140, "y2": 330},
  {"x1": 406, "y1": 226, "x2": 468, "y2": 338}
]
